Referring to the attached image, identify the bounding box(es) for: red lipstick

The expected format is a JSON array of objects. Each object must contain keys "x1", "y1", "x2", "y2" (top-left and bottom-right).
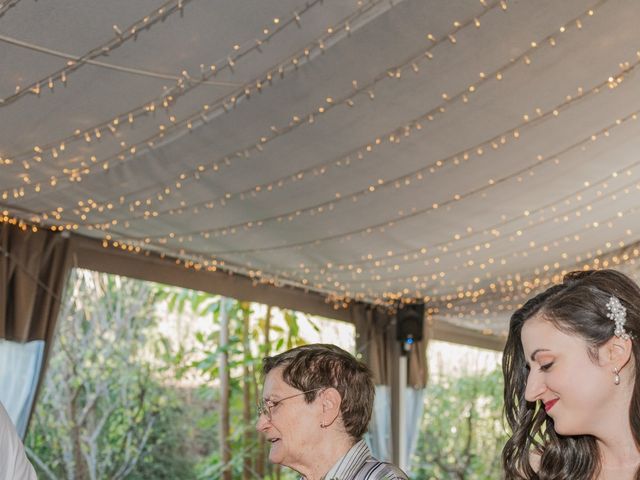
[{"x1": 544, "y1": 399, "x2": 558, "y2": 412}]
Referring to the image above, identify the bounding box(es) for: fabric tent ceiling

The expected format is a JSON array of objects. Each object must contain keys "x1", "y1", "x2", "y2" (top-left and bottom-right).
[{"x1": 2, "y1": 0, "x2": 640, "y2": 342}]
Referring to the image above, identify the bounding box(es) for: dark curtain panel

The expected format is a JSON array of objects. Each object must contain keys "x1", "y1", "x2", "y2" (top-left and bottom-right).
[
  {"x1": 351, "y1": 303, "x2": 428, "y2": 388},
  {"x1": 0, "y1": 222, "x2": 71, "y2": 342}
]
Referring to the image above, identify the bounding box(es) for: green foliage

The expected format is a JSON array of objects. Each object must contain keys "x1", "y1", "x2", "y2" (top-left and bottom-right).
[
  {"x1": 411, "y1": 367, "x2": 507, "y2": 480},
  {"x1": 157, "y1": 286, "x2": 314, "y2": 479},
  {"x1": 26, "y1": 270, "x2": 198, "y2": 480}
]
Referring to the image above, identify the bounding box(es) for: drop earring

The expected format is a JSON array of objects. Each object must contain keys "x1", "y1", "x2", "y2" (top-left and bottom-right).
[{"x1": 614, "y1": 367, "x2": 620, "y2": 385}]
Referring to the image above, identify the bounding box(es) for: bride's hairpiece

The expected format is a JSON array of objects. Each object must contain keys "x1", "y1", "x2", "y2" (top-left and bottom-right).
[{"x1": 606, "y1": 295, "x2": 631, "y2": 340}]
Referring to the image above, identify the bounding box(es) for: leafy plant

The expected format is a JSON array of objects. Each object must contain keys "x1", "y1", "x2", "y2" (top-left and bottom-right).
[
  {"x1": 26, "y1": 270, "x2": 196, "y2": 480},
  {"x1": 411, "y1": 367, "x2": 507, "y2": 480}
]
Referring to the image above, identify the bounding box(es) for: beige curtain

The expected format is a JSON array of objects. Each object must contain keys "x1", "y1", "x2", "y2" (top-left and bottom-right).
[
  {"x1": 352, "y1": 302, "x2": 428, "y2": 388},
  {"x1": 0, "y1": 223, "x2": 71, "y2": 342}
]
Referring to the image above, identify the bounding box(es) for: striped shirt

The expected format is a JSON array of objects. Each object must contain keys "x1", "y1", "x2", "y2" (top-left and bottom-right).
[{"x1": 318, "y1": 439, "x2": 409, "y2": 480}]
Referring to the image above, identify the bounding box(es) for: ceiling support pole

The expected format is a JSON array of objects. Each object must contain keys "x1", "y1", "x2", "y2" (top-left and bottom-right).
[{"x1": 391, "y1": 340, "x2": 408, "y2": 472}]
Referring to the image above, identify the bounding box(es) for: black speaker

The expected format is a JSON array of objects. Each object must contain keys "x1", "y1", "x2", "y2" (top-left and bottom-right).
[{"x1": 396, "y1": 302, "x2": 425, "y2": 342}]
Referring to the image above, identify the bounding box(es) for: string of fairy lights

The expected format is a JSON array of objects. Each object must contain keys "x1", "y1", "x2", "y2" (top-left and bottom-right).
[
  {"x1": 430, "y1": 237, "x2": 640, "y2": 334},
  {"x1": 3, "y1": 0, "x2": 640, "y2": 332},
  {"x1": 0, "y1": 0, "x2": 197, "y2": 108},
  {"x1": 114, "y1": 53, "x2": 636, "y2": 246},
  {"x1": 429, "y1": 230, "x2": 638, "y2": 311},
  {"x1": 4, "y1": 194, "x2": 640, "y2": 325},
  {"x1": 2, "y1": 0, "x2": 509, "y2": 212},
  {"x1": 340, "y1": 226, "x2": 640, "y2": 323},
  {"x1": 6, "y1": 25, "x2": 624, "y2": 248},
  {"x1": 69, "y1": 0, "x2": 601, "y2": 224},
  {"x1": 12, "y1": 165, "x2": 640, "y2": 335},
  {"x1": 26, "y1": 0, "x2": 609, "y2": 233},
  {"x1": 7, "y1": 3, "x2": 616, "y2": 294},
  {"x1": 276, "y1": 124, "x2": 640, "y2": 279},
  {"x1": 102, "y1": 176, "x2": 637, "y2": 300},
  {"x1": 6, "y1": 86, "x2": 640, "y2": 302},
  {"x1": 0, "y1": 0, "x2": 19, "y2": 17},
  {"x1": 60, "y1": 0, "x2": 520, "y2": 228},
  {"x1": 111, "y1": 110, "x2": 640, "y2": 309},
  {"x1": 290, "y1": 172, "x2": 640, "y2": 290},
  {"x1": 88, "y1": 1, "x2": 613, "y2": 236},
  {"x1": 270, "y1": 199, "x2": 640, "y2": 300},
  {"x1": 335, "y1": 191, "x2": 640, "y2": 293},
  {"x1": 102, "y1": 0, "x2": 603, "y2": 221},
  {"x1": 0, "y1": 0, "x2": 329, "y2": 171},
  {"x1": 0, "y1": 0, "x2": 20, "y2": 18},
  {"x1": 195, "y1": 89, "x2": 639, "y2": 257},
  {"x1": 0, "y1": 0, "x2": 390, "y2": 191},
  {"x1": 158, "y1": 217, "x2": 640, "y2": 317}
]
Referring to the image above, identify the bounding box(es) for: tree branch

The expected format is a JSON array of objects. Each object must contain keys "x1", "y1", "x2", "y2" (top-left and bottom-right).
[{"x1": 24, "y1": 446, "x2": 58, "y2": 480}]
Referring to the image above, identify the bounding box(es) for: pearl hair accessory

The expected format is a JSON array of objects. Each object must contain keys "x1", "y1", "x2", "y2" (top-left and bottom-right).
[{"x1": 606, "y1": 295, "x2": 631, "y2": 341}]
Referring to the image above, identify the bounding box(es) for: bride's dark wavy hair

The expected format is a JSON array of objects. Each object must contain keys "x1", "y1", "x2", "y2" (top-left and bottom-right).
[{"x1": 502, "y1": 269, "x2": 640, "y2": 479}]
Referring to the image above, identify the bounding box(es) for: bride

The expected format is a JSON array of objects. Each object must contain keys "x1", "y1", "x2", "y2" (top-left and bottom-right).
[{"x1": 502, "y1": 269, "x2": 640, "y2": 479}]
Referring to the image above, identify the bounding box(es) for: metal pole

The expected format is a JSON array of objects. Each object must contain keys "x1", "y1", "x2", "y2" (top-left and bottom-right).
[
  {"x1": 391, "y1": 340, "x2": 408, "y2": 470},
  {"x1": 398, "y1": 352, "x2": 408, "y2": 472}
]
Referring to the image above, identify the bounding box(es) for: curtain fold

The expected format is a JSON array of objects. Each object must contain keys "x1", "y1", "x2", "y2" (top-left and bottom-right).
[
  {"x1": 353, "y1": 303, "x2": 394, "y2": 384},
  {"x1": 0, "y1": 222, "x2": 71, "y2": 342},
  {"x1": 404, "y1": 387, "x2": 426, "y2": 469},
  {"x1": 367, "y1": 385, "x2": 392, "y2": 461}
]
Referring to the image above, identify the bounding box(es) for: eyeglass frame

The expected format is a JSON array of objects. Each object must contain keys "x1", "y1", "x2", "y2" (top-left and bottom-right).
[{"x1": 257, "y1": 387, "x2": 324, "y2": 420}]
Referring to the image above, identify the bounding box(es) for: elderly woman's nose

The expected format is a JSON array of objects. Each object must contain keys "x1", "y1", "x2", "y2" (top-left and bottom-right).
[
  {"x1": 524, "y1": 370, "x2": 546, "y2": 402},
  {"x1": 256, "y1": 413, "x2": 270, "y2": 432}
]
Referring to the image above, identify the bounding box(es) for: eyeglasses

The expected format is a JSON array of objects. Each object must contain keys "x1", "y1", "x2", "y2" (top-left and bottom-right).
[{"x1": 257, "y1": 388, "x2": 323, "y2": 420}]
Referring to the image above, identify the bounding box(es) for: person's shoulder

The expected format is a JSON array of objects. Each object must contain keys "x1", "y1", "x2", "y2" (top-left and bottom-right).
[
  {"x1": 379, "y1": 468, "x2": 408, "y2": 480},
  {"x1": 363, "y1": 460, "x2": 408, "y2": 480}
]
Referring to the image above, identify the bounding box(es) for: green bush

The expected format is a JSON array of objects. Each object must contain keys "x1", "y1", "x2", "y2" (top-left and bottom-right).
[{"x1": 412, "y1": 368, "x2": 507, "y2": 480}]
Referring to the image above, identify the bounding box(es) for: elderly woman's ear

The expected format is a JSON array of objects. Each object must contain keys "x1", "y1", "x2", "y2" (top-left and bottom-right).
[{"x1": 320, "y1": 387, "x2": 342, "y2": 429}]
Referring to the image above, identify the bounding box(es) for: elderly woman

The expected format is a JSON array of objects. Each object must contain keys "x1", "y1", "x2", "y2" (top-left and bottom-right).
[{"x1": 256, "y1": 343, "x2": 407, "y2": 480}]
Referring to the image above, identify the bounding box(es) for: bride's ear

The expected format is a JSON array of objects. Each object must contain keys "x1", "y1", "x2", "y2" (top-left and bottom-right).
[{"x1": 602, "y1": 336, "x2": 632, "y2": 371}]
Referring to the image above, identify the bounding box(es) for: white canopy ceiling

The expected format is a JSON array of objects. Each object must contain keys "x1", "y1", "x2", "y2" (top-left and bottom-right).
[{"x1": 3, "y1": 0, "x2": 640, "y2": 340}]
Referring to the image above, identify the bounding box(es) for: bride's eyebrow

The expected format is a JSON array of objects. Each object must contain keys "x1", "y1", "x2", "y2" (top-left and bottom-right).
[{"x1": 530, "y1": 348, "x2": 551, "y2": 362}]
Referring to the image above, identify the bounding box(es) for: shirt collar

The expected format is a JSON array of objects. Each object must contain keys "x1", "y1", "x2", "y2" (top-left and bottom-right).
[{"x1": 321, "y1": 439, "x2": 371, "y2": 480}]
